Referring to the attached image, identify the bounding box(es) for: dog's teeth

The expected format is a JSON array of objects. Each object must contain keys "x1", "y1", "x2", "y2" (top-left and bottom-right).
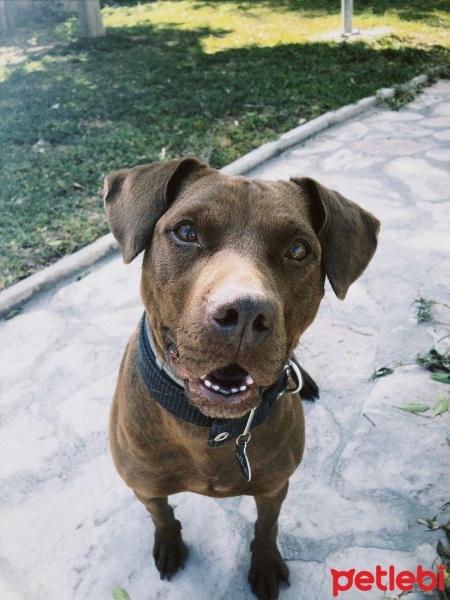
[
  {"x1": 231, "y1": 388, "x2": 238, "y2": 394},
  {"x1": 212, "y1": 385, "x2": 220, "y2": 391},
  {"x1": 203, "y1": 379, "x2": 212, "y2": 388},
  {"x1": 220, "y1": 388, "x2": 231, "y2": 395},
  {"x1": 245, "y1": 375, "x2": 254, "y2": 385},
  {"x1": 239, "y1": 385, "x2": 247, "y2": 392}
]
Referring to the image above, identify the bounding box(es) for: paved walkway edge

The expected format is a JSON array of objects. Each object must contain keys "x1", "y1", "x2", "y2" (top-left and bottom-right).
[
  {"x1": 0, "y1": 73, "x2": 430, "y2": 317},
  {"x1": 0, "y1": 233, "x2": 118, "y2": 316}
]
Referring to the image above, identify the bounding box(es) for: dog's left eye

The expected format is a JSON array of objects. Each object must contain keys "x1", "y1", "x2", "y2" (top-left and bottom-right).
[
  {"x1": 285, "y1": 241, "x2": 309, "y2": 261},
  {"x1": 174, "y1": 222, "x2": 197, "y2": 243}
]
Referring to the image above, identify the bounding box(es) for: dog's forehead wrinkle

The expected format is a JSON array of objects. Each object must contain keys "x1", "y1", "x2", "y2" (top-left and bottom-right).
[
  {"x1": 175, "y1": 174, "x2": 292, "y2": 211},
  {"x1": 169, "y1": 177, "x2": 315, "y2": 247}
]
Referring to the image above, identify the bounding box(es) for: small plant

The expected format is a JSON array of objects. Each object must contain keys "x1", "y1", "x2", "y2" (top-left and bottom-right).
[
  {"x1": 371, "y1": 294, "x2": 449, "y2": 385},
  {"x1": 415, "y1": 503, "x2": 450, "y2": 600},
  {"x1": 387, "y1": 85, "x2": 418, "y2": 111},
  {"x1": 417, "y1": 349, "x2": 450, "y2": 384},
  {"x1": 414, "y1": 297, "x2": 435, "y2": 323}
]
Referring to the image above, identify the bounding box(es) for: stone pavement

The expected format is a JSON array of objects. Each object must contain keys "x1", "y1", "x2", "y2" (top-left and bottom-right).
[{"x1": 1, "y1": 81, "x2": 449, "y2": 600}]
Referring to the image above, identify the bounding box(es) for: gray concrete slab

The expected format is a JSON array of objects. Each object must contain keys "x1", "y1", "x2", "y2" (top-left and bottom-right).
[{"x1": 1, "y1": 81, "x2": 449, "y2": 600}]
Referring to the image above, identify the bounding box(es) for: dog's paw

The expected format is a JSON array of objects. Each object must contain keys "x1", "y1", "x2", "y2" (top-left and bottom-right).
[
  {"x1": 153, "y1": 535, "x2": 188, "y2": 581},
  {"x1": 248, "y1": 551, "x2": 290, "y2": 600}
]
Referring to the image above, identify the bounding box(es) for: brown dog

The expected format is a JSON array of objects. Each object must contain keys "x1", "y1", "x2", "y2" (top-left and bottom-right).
[{"x1": 104, "y1": 157, "x2": 379, "y2": 600}]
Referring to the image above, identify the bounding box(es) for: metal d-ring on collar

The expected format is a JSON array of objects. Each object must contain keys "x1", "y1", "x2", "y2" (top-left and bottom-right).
[{"x1": 284, "y1": 358, "x2": 303, "y2": 395}]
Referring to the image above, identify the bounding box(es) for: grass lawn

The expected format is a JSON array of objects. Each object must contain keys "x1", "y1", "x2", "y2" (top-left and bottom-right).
[{"x1": 0, "y1": 0, "x2": 449, "y2": 289}]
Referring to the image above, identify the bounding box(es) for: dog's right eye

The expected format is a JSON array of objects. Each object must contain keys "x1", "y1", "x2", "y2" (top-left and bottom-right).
[
  {"x1": 174, "y1": 222, "x2": 198, "y2": 243},
  {"x1": 285, "y1": 240, "x2": 309, "y2": 261}
]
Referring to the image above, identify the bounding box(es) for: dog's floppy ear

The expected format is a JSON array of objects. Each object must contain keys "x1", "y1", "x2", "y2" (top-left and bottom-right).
[
  {"x1": 292, "y1": 177, "x2": 380, "y2": 300},
  {"x1": 104, "y1": 157, "x2": 209, "y2": 263}
]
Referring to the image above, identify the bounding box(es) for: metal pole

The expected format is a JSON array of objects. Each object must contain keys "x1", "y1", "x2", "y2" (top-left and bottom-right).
[
  {"x1": 77, "y1": 0, "x2": 105, "y2": 38},
  {"x1": 342, "y1": 0, "x2": 353, "y2": 36}
]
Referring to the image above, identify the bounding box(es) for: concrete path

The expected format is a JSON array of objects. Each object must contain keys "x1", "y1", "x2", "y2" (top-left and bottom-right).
[{"x1": 1, "y1": 81, "x2": 449, "y2": 600}]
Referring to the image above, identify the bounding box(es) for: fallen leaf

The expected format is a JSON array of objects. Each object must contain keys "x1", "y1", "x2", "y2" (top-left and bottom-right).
[
  {"x1": 433, "y1": 396, "x2": 450, "y2": 417},
  {"x1": 431, "y1": 373, "x2": 450, "y2": 384},
  {"x1": 370, "y1": 367, "x2": 394, "y2": 380},
  {"x1": 5, "y1": 308, "x2": 23, "y2": 320},
  {"x1": 417, "y1": 517, "x2": 439, "y2": 529},
  {"x1": 394, "y1": 403, "x2": 429, "y2": 414},
  {"x1": 111, "y1": 588, "x2": 131, "y2": 600}
]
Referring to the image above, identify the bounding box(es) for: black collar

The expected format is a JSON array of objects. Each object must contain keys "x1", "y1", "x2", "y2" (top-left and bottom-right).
[{"x1": 137, "y1": 313, "x2": 298, "y2": 448}]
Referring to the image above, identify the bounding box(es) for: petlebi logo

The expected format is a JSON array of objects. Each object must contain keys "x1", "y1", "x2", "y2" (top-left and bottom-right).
[{"x1": 331, "y1": 564, "x2": 446, "y2": 597}]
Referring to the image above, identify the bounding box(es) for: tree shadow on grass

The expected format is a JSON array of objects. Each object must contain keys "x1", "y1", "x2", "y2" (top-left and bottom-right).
[{"x1": 1, "y1": 20, "x2": 447, "y2": 161}]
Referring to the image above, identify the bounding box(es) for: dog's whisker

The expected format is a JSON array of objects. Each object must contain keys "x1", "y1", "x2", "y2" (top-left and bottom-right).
[
  {"x1": 296, "y1": 343, "x2": 317, "y2": 362},
  {"x1": 322, "y1": 293, "x2": 334, "y2": 319}
]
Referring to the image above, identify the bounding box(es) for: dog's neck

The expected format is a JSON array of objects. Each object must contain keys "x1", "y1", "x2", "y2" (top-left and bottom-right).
[{"x1": 137, "y1": 314, "x2": 302, "y2": 448}]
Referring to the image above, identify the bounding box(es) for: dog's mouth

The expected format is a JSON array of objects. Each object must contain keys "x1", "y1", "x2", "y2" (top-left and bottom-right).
[
  {"x1": 164, "y1": 341, "x2": 261, "y2": 416},
  {"x1": 187, "y1": 363, "x2": 260, "y2": 416},
  {"x1": 197, "y1": 363, "x2": 255, "y2": 401}
]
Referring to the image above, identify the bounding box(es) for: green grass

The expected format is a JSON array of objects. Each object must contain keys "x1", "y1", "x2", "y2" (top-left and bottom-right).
[{"x1": 0, "y1": 0, "x2": 449, "y2": 288}]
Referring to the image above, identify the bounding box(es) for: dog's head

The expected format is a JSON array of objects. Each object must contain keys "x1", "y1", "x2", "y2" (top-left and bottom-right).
[{"x1": 104, "y1": 157, "x2": 380, "y2": 419}]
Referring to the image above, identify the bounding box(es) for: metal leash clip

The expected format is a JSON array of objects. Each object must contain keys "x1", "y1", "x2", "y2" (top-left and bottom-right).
[
  {"x1": 235, "y1": 360, "x2": 303, "y2": 482},
  {"x1": 235, "y1": 408, "x2": 256, "y2": 482}
]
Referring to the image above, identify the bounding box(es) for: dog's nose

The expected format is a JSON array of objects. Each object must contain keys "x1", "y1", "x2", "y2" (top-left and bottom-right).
[{"x1": 208, "y1": 295, "x2": 275, "y2": 345}]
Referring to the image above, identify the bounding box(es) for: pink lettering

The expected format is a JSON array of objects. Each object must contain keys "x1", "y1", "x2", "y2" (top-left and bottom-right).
[
  {"x1": 438, "y1": 564, "x2": 445, "y2": 591},
  {"x1": 330, "y1": 564, "x2": 445, "y2": 595},
  {"x1": 354, "y1": 570, "x2": 374, "y2": 591},
  {"x1": 331, "y1": 568, "x2": 355, "y2": 597},
  {"x1": 375, "y1": 565, "x2": 388, "y2": 591},
  {"x1": 396, "y1": 571, "x2": 415, "y2": 591},
  {"x1": 417, "y1": 565, "x2": 437, "y2": 591}
]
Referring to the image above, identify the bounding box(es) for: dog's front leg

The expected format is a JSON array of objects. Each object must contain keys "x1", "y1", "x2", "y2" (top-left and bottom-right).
[
  {"x1": 248, "y1": 482, "x2": 290, "y2": 600},
  {"x1": 135, "y1": 493, "x2": 188, "y2": 580}
]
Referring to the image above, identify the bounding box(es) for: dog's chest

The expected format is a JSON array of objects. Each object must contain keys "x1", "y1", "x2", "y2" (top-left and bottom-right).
[{"x1": 154, "y1": 438, "x2": 297, "y2": 498}]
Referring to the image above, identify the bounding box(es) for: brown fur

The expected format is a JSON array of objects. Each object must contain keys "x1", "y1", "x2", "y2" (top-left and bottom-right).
[{"x1": 104, "y1": 157, "x2": 380, "y2": 600}]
